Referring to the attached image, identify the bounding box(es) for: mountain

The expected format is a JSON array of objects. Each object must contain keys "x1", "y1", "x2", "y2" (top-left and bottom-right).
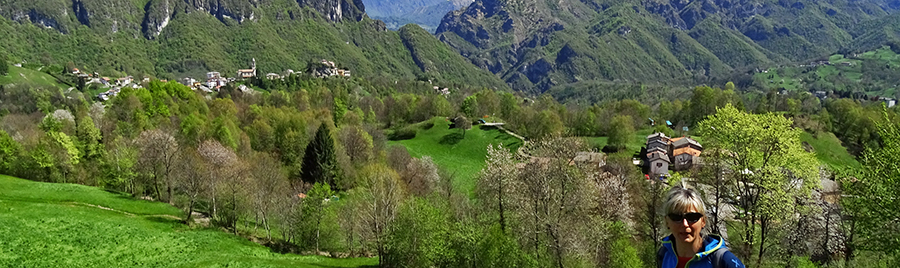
[
  {"x1": 435, "y1": 0, "x2": 900, "y2": 93},
  {"x1": 362, "y1": 0, "x2": 473, "y2": 32},
  {"x1": 0, "y1": 0, "x2": 507, "y2": 89}
]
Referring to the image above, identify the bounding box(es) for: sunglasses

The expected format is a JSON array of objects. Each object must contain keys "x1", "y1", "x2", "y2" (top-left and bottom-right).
[{"x1": 668, "y1": 212, "x2": 703, "y2": 223}]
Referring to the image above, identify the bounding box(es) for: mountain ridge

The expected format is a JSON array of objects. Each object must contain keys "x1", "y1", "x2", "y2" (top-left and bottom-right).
[
  {"x1": 435, "y1": 0, "x2": 900, "y2": 93},
  {"x1": 0, "y1": 0, "x2": 508, "y2": 90}
]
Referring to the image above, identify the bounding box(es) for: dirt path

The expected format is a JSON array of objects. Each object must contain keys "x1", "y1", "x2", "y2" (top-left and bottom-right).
[
  {"x1": 69, "y1": 202, "x2": 183, "y2": 220},
  {"x1": 1, "y1": 197, "x2": 184, "y2": 221}
]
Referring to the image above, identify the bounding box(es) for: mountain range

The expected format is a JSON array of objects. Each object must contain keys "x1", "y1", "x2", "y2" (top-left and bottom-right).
[
  {"x1": 362, "y1": 0, "x2": 472, "y2": 32},
  {"x1": 435, "y1": 0, "x2": 900, "y2": 93},
  {"x1": 3, "y1": 0, "x2": 900, "y2": 94},
  {"x1": 0, "y1": 0, "x2": 507, "y2": 89}
]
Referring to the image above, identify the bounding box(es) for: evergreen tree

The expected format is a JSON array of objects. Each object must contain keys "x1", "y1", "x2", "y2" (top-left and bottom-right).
[
  {"x1": 0, "y1": 53, "x2": 8, "y2": 76},
  {"x1": 301, "y1": 123, "x2": 340, "y2": 188}
]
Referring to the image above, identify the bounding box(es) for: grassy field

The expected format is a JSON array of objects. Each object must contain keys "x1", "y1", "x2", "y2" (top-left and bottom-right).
[
  {"x1": 0, "y1": 175, "x2": 378, "y2": 267},
  {"x1": 0, "y1": 65, "x2": 70, "y2": 90},
  {"x1": 583, "y1": 128, "x2": 657, "y2": 156},
  {"x1": 800, "y1": 131, "x2": 861, "y2": 171},
  {"x1": 388, "y1": 118, "x2": 523, "y2": 196},
  {"x1": 754, "y1": 46, "x2": 900, "y2": 97}
]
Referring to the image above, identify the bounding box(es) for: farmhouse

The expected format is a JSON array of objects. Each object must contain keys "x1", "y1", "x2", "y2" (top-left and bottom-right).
[{"x1": 643, "y1": 133, "x2": 703, "y2": 176}]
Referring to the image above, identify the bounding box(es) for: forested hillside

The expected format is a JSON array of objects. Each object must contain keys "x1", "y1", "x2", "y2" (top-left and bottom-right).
[
  {"x1": 0, "y1": 0, "x2": 507, "y2": 90},
  {"x1": 436, "y1": 0, "x2": 900, "y2": 93}
]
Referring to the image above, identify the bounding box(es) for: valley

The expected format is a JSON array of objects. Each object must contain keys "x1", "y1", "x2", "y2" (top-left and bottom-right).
[{"x1": 1, "y1": 0, "x2": 900, "y2": 267}]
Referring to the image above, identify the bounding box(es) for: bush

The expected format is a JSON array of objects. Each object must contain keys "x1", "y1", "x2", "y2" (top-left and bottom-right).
[{"x1": 388, "y1": 126, "x2": 417, "y2": 140}]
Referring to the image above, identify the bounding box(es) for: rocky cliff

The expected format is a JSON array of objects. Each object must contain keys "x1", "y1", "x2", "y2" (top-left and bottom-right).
[{"x1": 0, "y1": 0, "x2": 366, "y2": 39}]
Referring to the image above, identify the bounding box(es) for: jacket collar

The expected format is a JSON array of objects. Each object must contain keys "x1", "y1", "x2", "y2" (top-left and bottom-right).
[{"x1": 661, "y1": 234, "x2": 725, "y2": 258}]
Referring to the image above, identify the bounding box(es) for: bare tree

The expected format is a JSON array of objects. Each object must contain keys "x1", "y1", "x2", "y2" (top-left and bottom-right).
[
  {"x1": 514, "y1": 138, "x2": 599, "y2": 268},
  {"x1": 402, "y1": 156, "x2": 440, "y2": 197},
  {"x1": 175, "y1": 148, "x2": 207, "y2": 223},
  {"x1": 249, "y1": 152, "x2": 288, "y2": 239},
  {"x1": 198, "y1": 139, "x2": 239, "y2": 225},
  {"x1": 137, "y1": 129, "x2": 179, "y2": 203},
  {"x1": 355, "y1": 163, "x2": 405, "y2": 267}
]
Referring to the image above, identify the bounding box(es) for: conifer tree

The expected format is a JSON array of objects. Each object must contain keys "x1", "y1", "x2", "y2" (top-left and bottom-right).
[
  {"x1": 301, "y1": 123, "x2": 340, "y2": 188},
  {"x1": 0, "y1": 53, "x2": 8, "y2": 76}
]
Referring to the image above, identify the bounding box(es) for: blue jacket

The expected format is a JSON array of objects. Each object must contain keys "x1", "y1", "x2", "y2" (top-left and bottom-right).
[{"x1": 659, "y1": 234, "x2": 744, "y2": 268}]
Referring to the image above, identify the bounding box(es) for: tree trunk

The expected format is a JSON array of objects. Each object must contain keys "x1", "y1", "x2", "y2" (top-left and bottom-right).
[
  {"x1": 264, "y1": 216, "x2": 271, "y2": 240},
  {"x1": 153, "y1": 174, "x2": 162, "y2": 201},
  {"x1": 498, "y1": 181, "x2": 506, "y2": 233},
  {"x1": 548, "y1": 225, "x2": 564, "y2": 268},
  {"x1": 185, "y1": 198, "x2": 195, "y2": 224},
  {"x1": 757, "y1": 217, "x2": 769, "y2": 268},
  {"x1": 167, "y1": 182, "x2": 173, "y2": 205}
]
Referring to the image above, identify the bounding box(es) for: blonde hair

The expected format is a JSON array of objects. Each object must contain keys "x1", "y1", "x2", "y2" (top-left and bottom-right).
[{"x1": 664, "y1": 183, "x2": 709, "y2": 236}]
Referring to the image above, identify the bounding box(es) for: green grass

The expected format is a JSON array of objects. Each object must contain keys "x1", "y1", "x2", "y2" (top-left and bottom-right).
[
  {"x1": 0, "y1": 175, "x2": 378, "y2": 267},
  {"x1": 583, "y1": 128, "x2": 657, "y2": 156},
  {"x1": 388, "y1": 118, "x2": 523, "y2": 196},
  {"x1": 800, "y1": 131, "x2": 861, "y2": 171},
  {"x1": 0, "y1": 65, "x2": 69, "y2": 90}
]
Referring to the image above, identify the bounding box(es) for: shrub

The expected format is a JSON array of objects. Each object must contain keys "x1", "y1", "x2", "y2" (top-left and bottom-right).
[{"x1": 388, "y1": 126, "x2": 417, "y2": 140}]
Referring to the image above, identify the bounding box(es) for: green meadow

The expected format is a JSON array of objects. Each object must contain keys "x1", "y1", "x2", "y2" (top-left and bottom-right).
[
  {"x1": 0, "y1": 65, "x2": 70, "y2": 90},
  {"x1": 388, "y1": 118, "x2": 523, "y2": 196},
  {"x1": 800, "y1": 131, "x2": 861, "y2": 171},
  {"x1": 0, "y1": 175, "x2": 378, "y2": 268}
]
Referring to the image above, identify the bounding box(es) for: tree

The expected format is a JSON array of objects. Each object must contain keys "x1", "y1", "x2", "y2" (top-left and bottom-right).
[
  {"x1": 384, "y1": 197, "x2": 453, "y2": 267},
  {"x1": 843, "y1": 108, "x2": 900, "y2": 255},
  {"x1": 75, "y1": 115, "x2": 102, "y2": 160},
  {"x1": 530, "y1": 110, "x2": 564, "y2": 139},
  {"x1": 461, "y1": 95, "x2": 477, "y2": 118},
  {"x1": 354, "y1": 163, "x2": 405, "y2": 267},
  {"x1": 0, "y1": 53, "x2": 8, "y2": 76},
  {"x1": 100, "y1": 138, "x2": 138, "y2": 195},
  {"x1": 476, "y1": 143, "x2": 519, "y2": 233},
  {"x1": 453, "y1": 115, "x2": 471, "y2": 137},
  {"x1": 338, "y1": 126, "x2": 373, "y2": 164},
  {"x1": 301, "y1": 123, "x2": 340, "y2": 188},
  {"x1": 248, "y1": 152, "x2": 288, "y2": 239},
  {"x1": 299, "y1": 182, "x2": 336, "y2": 252},
  {"x1": 47, "y1": 131, "x2": 80, "y2": 183},
  {"x1": 515, "y1": 138, "x2": 601, "y2": 268},
  {"x1": 607, "y1": 115, "x2": 634, "y2": 152},
  {"x1": 0, "y1": 129, "x2": 21, "y2": 175},
  {"x1": 137, "y1": 129, "x2": 179, "y2": 203},
  {"x1": 198, "y1": 139, "x2": 239, "y2": 224},
  {"x1": 175, "y1": 148, "x2": 206, "y2": 224},
  {"x1": 698, "y1": 104, "x2": 819, "y2": 264}
]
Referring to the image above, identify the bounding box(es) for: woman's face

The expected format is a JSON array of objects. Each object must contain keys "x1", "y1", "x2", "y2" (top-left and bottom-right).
[{"x1": 666, "y1": 205, "x2": 705, "y2": 244}]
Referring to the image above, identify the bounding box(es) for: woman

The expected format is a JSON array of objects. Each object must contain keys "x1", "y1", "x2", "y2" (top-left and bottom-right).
[{"x1": 658, "y1": 185, "x2": 744, "y2": 268}]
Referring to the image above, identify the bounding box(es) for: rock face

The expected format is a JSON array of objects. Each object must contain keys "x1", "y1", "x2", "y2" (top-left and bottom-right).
[
  {"x1": 0, "y1": 0, "x2": 366, "y2": 38},
  {"x1": 297, "y1": 0, "x2": 366, "y2": 22},
  {"x1": 435, "y1": 0, "x2": 900, "y2": 93}
]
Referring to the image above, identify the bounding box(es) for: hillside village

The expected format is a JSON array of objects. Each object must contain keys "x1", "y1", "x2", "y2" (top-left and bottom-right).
[
  {"x1": 644, "y1": 132, "x2": 703, "y2": 180},
  {"x1": 86, "y1": 59, "x2": 352, "y2": 101}
]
